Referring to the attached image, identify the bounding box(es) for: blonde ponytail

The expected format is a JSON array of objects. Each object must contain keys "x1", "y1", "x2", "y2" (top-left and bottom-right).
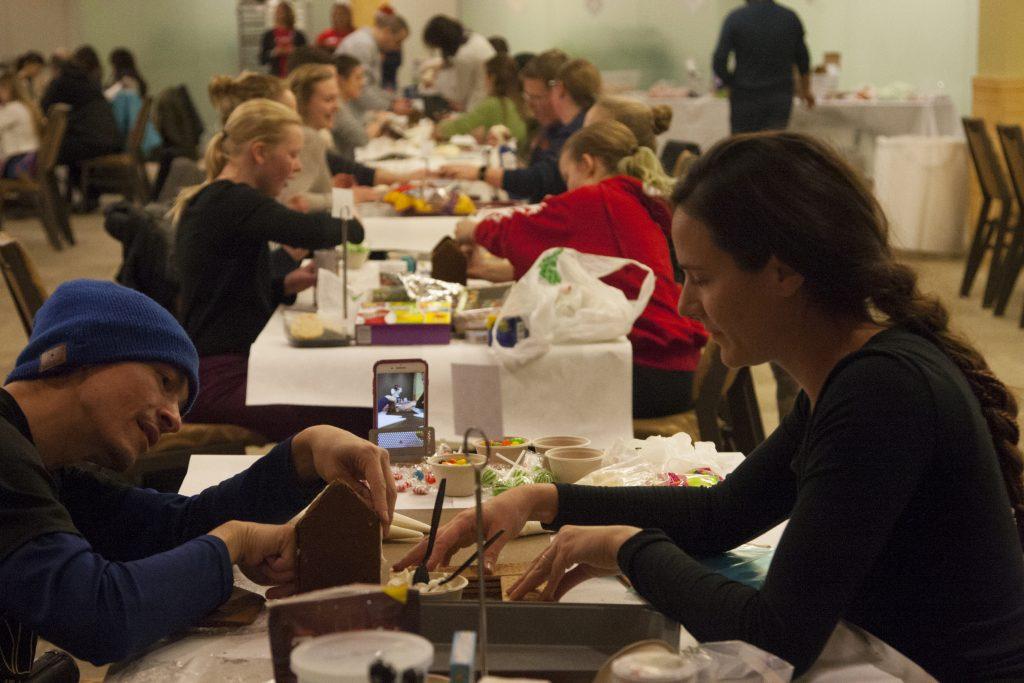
[
  {"x1": 590, "y1": 96, "x2": 672, "y2": 150},
  {"x1": 564, "y1": 120, "x2": 674, "y2": 195},
  {"x1": 617, "y1": 145, "x2": 674, "y2": 196},
  {"x1": 169, "y1": 98, "x2": 301, "y2": 223}
]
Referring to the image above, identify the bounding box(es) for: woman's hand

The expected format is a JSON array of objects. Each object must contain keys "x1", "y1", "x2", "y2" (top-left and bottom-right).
[
  {"x1": 439, "y1": 164, "x2": 480, "y2": 181},
  {"x1": 394, "y1": 484, "x2": 558, "y2": 574},
  {"x1": 467, "y1": 247, "x2": 515, "y2": 283},
  {"x1": 292, "y1": 426, "x2": 397, "y2": 528},
  {"x1": 209, "y1": 520, "x2": 297, "y2": 599},
  {"x1": 286, "y1": 194, "x2": 310, "y2": 213},
  {"x1": 507, "y1": 524, "x2": 642, "y2": 602},
  {"x1": 280, "y1": 244, "x2": 309, "y2": 262},
  {"x1": 283, "y1": 261, "x2": 317, "y2": 295}
]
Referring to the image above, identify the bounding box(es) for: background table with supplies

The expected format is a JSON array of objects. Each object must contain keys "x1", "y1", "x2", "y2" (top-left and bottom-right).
[
  {"x1": 641, "y1": 92, "x2": 960, "y2": 176},
  {"x1": 246, "y1": 308, "x2": 635, "y2": 449}
]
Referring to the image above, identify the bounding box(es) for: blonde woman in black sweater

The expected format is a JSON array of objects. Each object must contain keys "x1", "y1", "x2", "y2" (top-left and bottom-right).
[{"x1": 173, "y1": 98, "x2": 368, "y2": 440}]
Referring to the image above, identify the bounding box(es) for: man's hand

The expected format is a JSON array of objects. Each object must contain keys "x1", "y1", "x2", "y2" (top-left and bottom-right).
[
  {"x1": 209, "y1": 520, "x2": 297, "y2": 598},
  {"x1": 292, "y1": 426, "x2": 397, "y2": 528},
  {"x1": 283, "y1": 261, "x2": 317, "y2": 295}
]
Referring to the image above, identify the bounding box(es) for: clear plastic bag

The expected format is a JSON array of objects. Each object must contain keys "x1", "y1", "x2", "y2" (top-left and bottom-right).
[{"x1": 576, "y1": 433, "x2": 746, "y2": 487}]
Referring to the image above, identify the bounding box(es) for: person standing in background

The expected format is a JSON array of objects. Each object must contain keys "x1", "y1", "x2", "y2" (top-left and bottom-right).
[
  {"x1": 335, "y1": 10, "x2": 409, "y2": 115},
  {"x1": 315, "y1": 2, "x2": 354, "y2": 52},
  {"x1": 712, "y1": 0, "x2": 812, "y2": 417},
  {"x1": 712, "y1": 0, "x2": 813, "y2": 134},
  {"x1": 261, "y1": 2, "x2": 308, "y2": 78}
]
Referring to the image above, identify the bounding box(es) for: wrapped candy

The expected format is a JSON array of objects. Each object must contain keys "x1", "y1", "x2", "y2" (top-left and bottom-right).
[
  {"x1": 396, "y1": 480, "x2": 411, "y2": 493},
  {"x1": 412, "y1": 484, "x2": 430, "y2": 495}
]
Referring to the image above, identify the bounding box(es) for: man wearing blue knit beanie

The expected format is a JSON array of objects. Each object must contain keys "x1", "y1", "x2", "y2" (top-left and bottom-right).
[{"x1": 0, "y1": 280, "x2": 396, "y2": 674}]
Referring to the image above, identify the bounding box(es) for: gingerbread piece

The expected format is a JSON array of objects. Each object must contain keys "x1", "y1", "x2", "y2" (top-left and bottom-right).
[
  {"x1": 431, "y1": 236, "x2": 468, "y2": 285},
  {"x1": 295, "y1": 478, "x2": 382, "y2": 594}
]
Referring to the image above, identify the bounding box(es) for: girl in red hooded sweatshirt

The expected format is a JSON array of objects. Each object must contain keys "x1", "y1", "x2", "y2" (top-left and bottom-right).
[{"x1": 455, "y1": 119, "x2": 708, "y2": 419}]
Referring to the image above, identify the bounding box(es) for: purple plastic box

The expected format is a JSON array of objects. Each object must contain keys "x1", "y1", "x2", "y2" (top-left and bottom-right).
[{"x1": 354, "y1": 324, "x2": 451, "y2": 345}]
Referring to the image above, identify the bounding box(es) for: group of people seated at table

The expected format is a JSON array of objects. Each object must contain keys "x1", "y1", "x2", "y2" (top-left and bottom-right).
[
  {"x1": 2, "y1": 3, "x2": 1024, "y2": 680},
  {"x1": 2, "y1": 45, "x2": 161, "y2": 211}
]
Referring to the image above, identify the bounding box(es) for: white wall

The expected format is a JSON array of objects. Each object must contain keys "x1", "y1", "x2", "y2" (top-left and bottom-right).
[
  {"x1": 457, "y1": 0, "x2": 979, "y2": 116},
  {"x1": 0, "y1": 0, "x2": 80, "y2": 65}
]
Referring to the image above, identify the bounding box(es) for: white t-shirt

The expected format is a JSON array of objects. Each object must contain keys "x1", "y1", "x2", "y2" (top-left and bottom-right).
[
  {"x1": 0, "y1": 101, "x2": 39, "y2": 161},
  {"x1": 445, "y1": 32, "x2": 496, "y2": 111}
]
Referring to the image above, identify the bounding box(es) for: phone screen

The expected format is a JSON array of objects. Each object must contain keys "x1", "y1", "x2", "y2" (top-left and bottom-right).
[{"x1": 374, "y1": 363, "x2": 427, "y2": 452}]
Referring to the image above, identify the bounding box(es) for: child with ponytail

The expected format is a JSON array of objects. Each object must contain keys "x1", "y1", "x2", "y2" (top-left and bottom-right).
[
  {"x1": 455, "y1": 120, "x2": 707, "y2": 418},
  {"x1": 173, "y1": 98, "x2": 369, "y2": 440}
]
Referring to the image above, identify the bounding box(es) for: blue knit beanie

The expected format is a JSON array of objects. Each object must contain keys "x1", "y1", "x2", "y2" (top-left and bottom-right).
[{"x1": 6, "y1": 280, "x2": 200, "y2": 413}]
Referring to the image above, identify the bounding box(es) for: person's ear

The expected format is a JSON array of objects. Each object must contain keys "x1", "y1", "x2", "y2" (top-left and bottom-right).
[
  {"x1": 250, "y1": 140, "x2": 268, "y2": 166},
  {"x1": 579, "y1": 153, "x2": 598, "y2": 178},
  {"x1": 767, "y1": 255, "x2": 804, "y2": 297}
]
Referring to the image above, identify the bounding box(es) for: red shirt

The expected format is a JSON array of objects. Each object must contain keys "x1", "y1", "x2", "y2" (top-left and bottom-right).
[
  {"x1": 316, "y1": 27, "x2": 353, "y2": 51},
  {"x1": 474, "y1": 176, "x2": 708, "y2": 372}
]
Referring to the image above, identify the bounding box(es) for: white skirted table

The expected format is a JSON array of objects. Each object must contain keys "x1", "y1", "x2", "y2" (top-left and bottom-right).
[
  {"x1": 640, "y1": 93, "x2": 961, "y2": 176},
  {"x1": 246, "y1": 308, "x2": 635, "y2": 449}
]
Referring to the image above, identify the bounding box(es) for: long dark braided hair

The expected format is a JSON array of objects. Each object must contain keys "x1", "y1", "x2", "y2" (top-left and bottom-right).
[{"x1": 672, "y1": 132, "x2": 1024, "y2": 547}]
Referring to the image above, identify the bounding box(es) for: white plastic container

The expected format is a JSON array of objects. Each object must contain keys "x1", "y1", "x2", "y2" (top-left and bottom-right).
[
  {"x1": 611, "y1": 650, "x2": 699, "y2": 682},
  {"x1": 290, "y1": 630, "x2": 434, "y2": 683}
]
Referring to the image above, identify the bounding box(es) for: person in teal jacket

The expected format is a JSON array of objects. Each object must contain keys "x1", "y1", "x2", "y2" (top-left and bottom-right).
[{"x1": 436, "y1": 53, "x2": 526, "y2": 149}]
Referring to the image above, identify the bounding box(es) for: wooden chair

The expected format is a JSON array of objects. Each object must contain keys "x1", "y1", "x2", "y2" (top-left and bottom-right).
[
  {"x1": 633, "y1": 340, "x2": 766, "y2": 455},
  {"x1": 0, "y1": 104, "x2": 73, "y2": 250},
  {"x1": 0, "y1": 231, "x2": 47, "y2": 336},
  {"x1": 961, "y1": 118, "x2": 1017, "y2": 306},
  {"x1": 994, "y1": 124, "x2": 1024, "y2": 327},
  {"x1": 81, "y1": 96, "x2": 152, "y2": 204}
]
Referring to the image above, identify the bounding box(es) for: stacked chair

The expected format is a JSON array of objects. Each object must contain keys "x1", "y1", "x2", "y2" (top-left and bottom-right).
[{"x1": 961, "y1": 117, "x2": 1024, "y2": 327}]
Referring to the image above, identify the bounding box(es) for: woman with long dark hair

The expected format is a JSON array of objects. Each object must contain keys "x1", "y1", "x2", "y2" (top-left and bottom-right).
[
  {"x1": 105, "y1": 47, "x2": 148, "y2": 98},
  {"x1": 260, "y1": 1, "x2": 308, "y2": 78},
  {"x1": 400, "y1": 133, "x2": 1024, "y2": 678}
]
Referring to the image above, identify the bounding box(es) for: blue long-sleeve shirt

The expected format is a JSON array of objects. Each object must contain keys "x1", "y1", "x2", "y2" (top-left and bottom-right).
[
  {"x1": 712, "y1": 0, "x2": 810, "y2": 93},
  {"x1": 0, "y1": 391, "x2": 323, "y2": 668},
  {"x1": 501, "y1": 109, "x2": 587, "y2": 203}
]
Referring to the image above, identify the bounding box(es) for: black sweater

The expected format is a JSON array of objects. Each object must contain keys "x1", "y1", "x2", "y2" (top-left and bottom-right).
[
  {"x1": 41, "y1": 67, "x2": 122, "y2": 162},
  {"x1": 553, "y1": 328, "x2": 1024, "y2": 678},
  {"x1": 176, "y1": 180, "x2": 361, "y2": 356},
  {"x1": 712, "y1": 0, "x2": 810, "y2": 92}
]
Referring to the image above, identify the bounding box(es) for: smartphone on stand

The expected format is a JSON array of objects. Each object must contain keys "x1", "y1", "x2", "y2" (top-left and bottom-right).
[{"x1": 371, "y1": 359, "x2": 429, "y2": 462}]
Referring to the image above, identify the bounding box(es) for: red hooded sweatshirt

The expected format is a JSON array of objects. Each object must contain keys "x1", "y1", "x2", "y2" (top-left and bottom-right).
[{"x1": 474, "y1": 175, "x2": 708, "y2": 372}]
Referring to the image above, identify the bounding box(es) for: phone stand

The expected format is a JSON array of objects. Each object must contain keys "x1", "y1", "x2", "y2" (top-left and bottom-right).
[{"x1": 369, "y1": 425, "x2": 435, "y2": 463}]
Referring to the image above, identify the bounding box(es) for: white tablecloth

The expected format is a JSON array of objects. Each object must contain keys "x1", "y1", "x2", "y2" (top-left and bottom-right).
[
  {"x1": 359, "y1": 214, "x2": 460, "y2": 253},
  {"x1": 247, "y1": 308, "x2": 634, "y2": 449}
]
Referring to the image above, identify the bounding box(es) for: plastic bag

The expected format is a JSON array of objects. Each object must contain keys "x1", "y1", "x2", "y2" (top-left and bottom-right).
[
  {"x1": 576, "y1": 433, "x2": 745, "y2": 487},
  {"x1": 491, "y1": 247, "x2": 655, "y2": 366}
]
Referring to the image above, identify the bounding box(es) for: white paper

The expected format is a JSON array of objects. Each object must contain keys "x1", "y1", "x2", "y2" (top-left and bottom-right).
[
  {"x1": 178, "y1": 455, "x2": 263, "y2": 495},
  {"x1": 315, "y1": 268, "x2": 345, "y2": 318},
  {"x1": 451, "y1": 364, "x2": 503, "y2": 439},
  {"x1": 331, "y1": 187, "x2": 355, "y2": 220}
]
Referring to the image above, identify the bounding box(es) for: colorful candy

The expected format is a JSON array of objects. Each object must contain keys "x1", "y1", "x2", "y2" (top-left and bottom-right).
[
  {"x1": 396, "y1": 480, "x2": 410, "y2": 493},
  {"x1": 412, "y1": 485, "x2": 430, "y2": 495}
]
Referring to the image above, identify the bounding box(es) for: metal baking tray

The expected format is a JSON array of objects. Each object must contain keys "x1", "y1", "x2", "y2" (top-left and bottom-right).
[{"x1": 420, "y1": 602, "x2": 679, "y2": 682}]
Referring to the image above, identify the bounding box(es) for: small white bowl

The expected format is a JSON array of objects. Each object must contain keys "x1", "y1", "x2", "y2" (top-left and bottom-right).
[
  {"x1": 533, "y1": 436, "x2": 592, "y2": 469},
  {"x1": 427, "y1": 453, "x2": 486, "y2": 496},
  {"x1": 416, "y1": 572, "x2": 468, "y2": 601},
  {"x1": 545, "y1": 446, "x2": 605, "y2": 484}
]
